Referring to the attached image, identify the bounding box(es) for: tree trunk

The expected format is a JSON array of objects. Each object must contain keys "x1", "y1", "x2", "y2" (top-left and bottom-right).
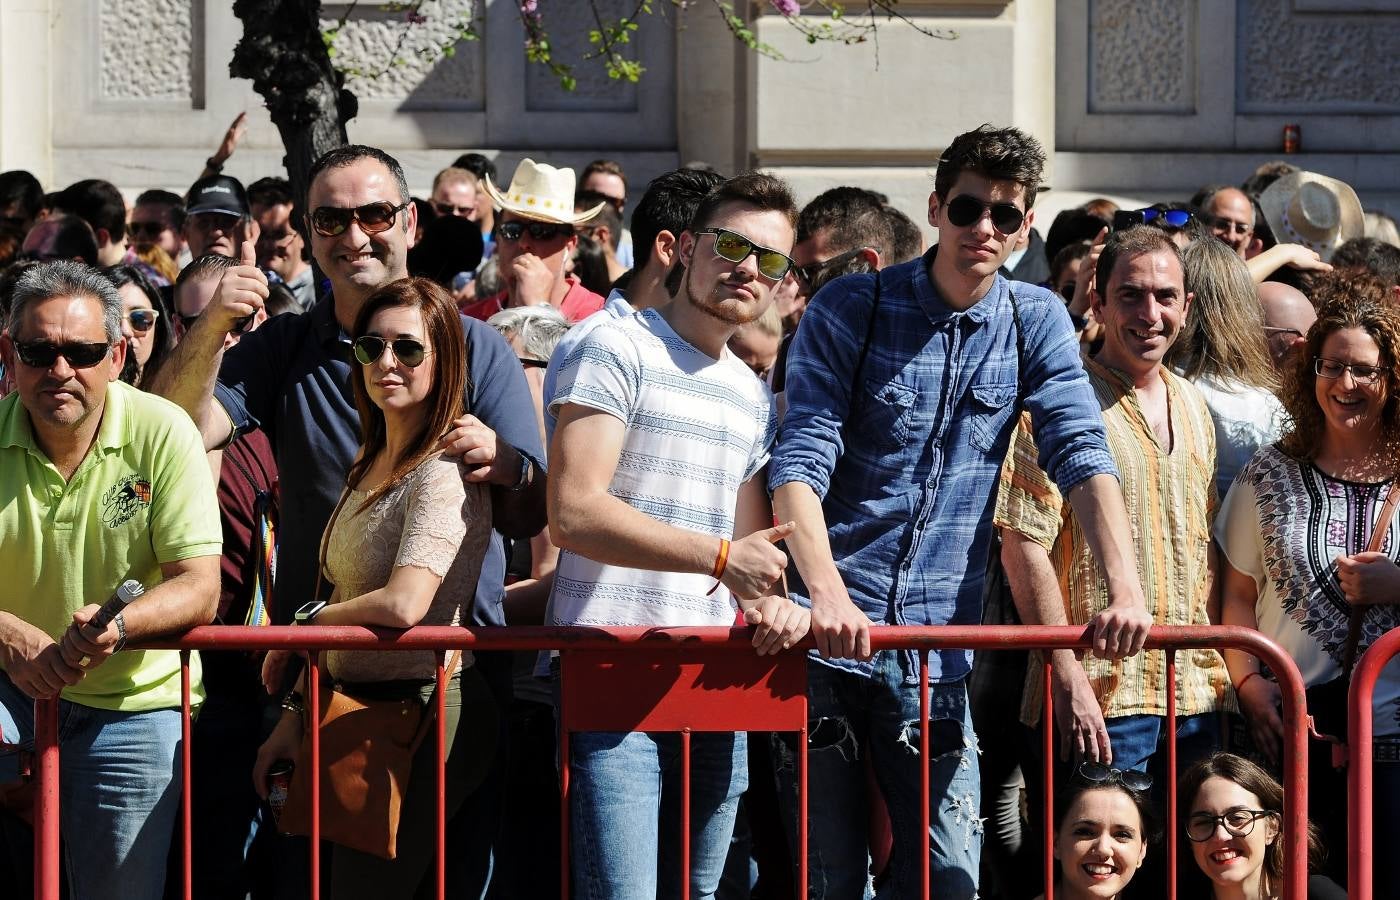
[{"x1": 230, "y1": 0, "x2": 356, "y2": 224}]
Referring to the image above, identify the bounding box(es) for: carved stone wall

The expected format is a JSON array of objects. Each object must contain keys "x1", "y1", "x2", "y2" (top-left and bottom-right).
[
  {"x1": 1088, "y1": 0, "x2": 1194, "y2": 113},
  {"x1": 322, "y1": 0, "x2": 482, "y2": 108},
  {"x1": 98, "y1": 0, "x2": 193, "y2": 101},
  {"x1": 524, "y1": 0, "x2": 638, "y2": 112},
  {"x1": 1238, "y1": 0, "x2": 1400, "y2": 112}
]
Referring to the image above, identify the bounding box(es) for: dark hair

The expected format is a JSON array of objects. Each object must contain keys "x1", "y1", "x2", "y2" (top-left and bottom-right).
[
  {"x1": 55, "y1": 179, "x2": 127, "y2": 243},
  {"x1": 1045, "y1": 208, "x2": 1111, "y2": 267},
  {"x1": 0, "y1": 170, "x2": 45, "y2": 222},
  {"x1": 134, "y1": 189, "x2": 187, "y2": 231},
  {"x1": 581, "y1": 159, "x2": 627, "y2": 194},
  {"x1": 1279, "y1": 269, "x2": 1400, "y2": 461},
  {"x1": 307, "y1": 145, "x2": 410, "y2": 208},
  {"x1": 0, "y1": 259, "x2": 38, "y2": 320},
  {"x1": 576, "y1": 190, "x2": 622, "y2": 250},
  {"x1": 1331, "y1": 237, "x2": 1400, "y2": 289},
  {"x1": 1094, "y1": 225, "x2": 1182, "y2": 297},
  {"x1": 1178, "y1": 752, "x2": 1326, "y2": 899},
  {"x1": 27, "y1": 214, "x2": 99, "y2": 266},
  {"x1": 1050, "y1": 241, "x2": 1093, "y2": 288},
  {"x1": 630, "y1": 167, "x2": 725, "y2": 272},
  {"x1": 796, "y1": 186, "x2": 900, "y2": 263},
  {"x1": 1242, "y1": 161, "x2": 1300, "y2": 200},
  {"x1": 452, "y1": 152, "x2": 497, "y2": 186},
  {"x1": 407, "y1": 215, "x2": 484, "y2": 289},
  {"x1": 571, "y1": 232, "x2": 614, "y2": 297},
  {"x1": 347, "y1": 277, "x2": 467, "y2": 508},
  {"x1": 690, "y1": 172, "x2": 799, "y2": 234},
  {"x1": 1054, "y1": 776, "x2": 1158, "y2": 849},
  {"x1": 885, "y1": 206, "x2": 924, "y2": 264},
  {"x1": 247, "y1": 176, "x2": 295, "y2": 208},
  {"x1": 102, "y1": 264, "x2": 176, "y2": 386},
  {"x1": 265, "y1": 282, "x2": 300, "y2": 319},
  {"x1": 0, "y1": 224, "x2": 24, "y2": 270},
  {"x1": 934, "y1": 124, "x2": 1046, "y2": 207},
  {"x1": 173, "y1": 253, "x2": 238, "y2": 316}
]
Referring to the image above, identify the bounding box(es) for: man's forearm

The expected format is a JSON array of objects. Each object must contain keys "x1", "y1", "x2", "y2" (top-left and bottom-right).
[
  {"x1": 1000, "y1": 529, "x2": 1078, "y2": 673},
  {"x1": 771, "y1": 481, "x2": 845, "y2": 599},
  {"x1": 1067, "y1": 474, "x2": 1145, "y2": 607},
  {"x1": 550, "y1": 491, "x2": 719, "y2": 577},
  {"x1": 146, "y1": 321, "x2": 230, "y2": 449},
  {"x1": 122, "y1": 562, "x2": 220, "y2": 641}
]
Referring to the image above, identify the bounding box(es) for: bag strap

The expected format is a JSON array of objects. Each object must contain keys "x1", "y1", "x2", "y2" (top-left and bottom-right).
[
  {"x1": 848, "y1": 270, "x2": 882, "y2": 400},
  {"x1": 1340, "y1": 479, "x2": 1400, "y2": 677}
]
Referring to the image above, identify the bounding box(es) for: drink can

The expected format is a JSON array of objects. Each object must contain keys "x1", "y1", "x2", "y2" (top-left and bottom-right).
[
  {"x1": 267, "y1": 760, "x2": 295, "y2": 819},
  {"x1": 1283, "y1": 124, "x2": 1301, "y2": 154}
]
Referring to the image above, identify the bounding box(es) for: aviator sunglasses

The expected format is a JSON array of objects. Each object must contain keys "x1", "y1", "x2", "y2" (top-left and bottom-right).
[
  {"x1": 693, "y1": 228, "x2": 794, "y2": 281},
  {"x1": 309, "y1": 201, "x2": 408, "y2": 237},
  {"x1": 352, "y1": 335, "x2": 431, "y2": 368},
  {"x1": 14, "y1": 340, "x2": 110, "y2": 369},
  {"x1": 945, "y1": 194, "x2": 1026, "y2": 234},
  {"x1": 1076, "y1": 761, "x2": 1153, "y2": 793}
]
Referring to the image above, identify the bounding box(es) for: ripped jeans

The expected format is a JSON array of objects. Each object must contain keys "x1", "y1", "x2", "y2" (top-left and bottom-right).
[{"x1": 773, "y1": 653, "x2": 981, "y2": 900}]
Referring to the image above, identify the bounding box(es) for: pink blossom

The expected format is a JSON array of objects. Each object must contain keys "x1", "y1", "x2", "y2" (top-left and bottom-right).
[
  {"x1": 770, "y1": 0, "x2": 801, "y2": 15},
  {"x1": 519, "y1": 0, "x2": 538, "y2": 14}
]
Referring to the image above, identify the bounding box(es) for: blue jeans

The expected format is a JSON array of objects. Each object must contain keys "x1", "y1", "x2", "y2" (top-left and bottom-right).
[
  {"x1": 774, "y1": 653, "x2": 982, "y2": 900},
  {"x1": 0, "y1": 671, "x2": 182, "y2": 900},
  {"x1": 1104, "y1": 712, "x2": 1221, "y2": 775},
  {"x1": 568, "y1": 730, "x2": 747, "y2": 900}
]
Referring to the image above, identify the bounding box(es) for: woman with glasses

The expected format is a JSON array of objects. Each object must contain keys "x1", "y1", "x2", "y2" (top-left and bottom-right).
[
  {"x1": 1034, "y1": 763, "x2": 1154, "y2": 900},
  {"x1": 1178, "y1": 752, "x2": 1344, "y2": 899},
  {"x1": 252, "y1": 276, "x2": 497, "y2": 898},
  {"x1": 1217, "y1": 270, "x2": 1400, "y2": 887},
  {"x1": 103, "y1": 264, "x2": 174, "y2": 388}
]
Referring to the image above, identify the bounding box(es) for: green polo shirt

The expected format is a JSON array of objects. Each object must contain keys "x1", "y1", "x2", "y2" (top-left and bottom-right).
[{"x1": 0, "y1": 381, "x2": 222, "y2": 711}]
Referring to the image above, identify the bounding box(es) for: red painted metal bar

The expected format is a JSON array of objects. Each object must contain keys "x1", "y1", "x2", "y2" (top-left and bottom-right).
[
  {"x1": 180, "y1": 650, "x2": 193, "y2": 900},
  {"x1": 1042, "y1": 660, "x2": 1054, "y2": 900},
  {"x1": 920, "y1": 650, "x2": 931, "y2": 900},
  {"x1": 1165, "y1": 649, "x2": 1177, "y2": 900},
  {"x1": 680, "y1": 728, "x2": 691, "y2": 900},
  {"x1": 307, "y1": 653, "x2": 321, "y2": 900},
  {"x1": 33, "y1": 698, "x2": 59, "y2": 900},
  {"x1": 434, "y1": 653, "x2": 447, "y2": 900},
  {"x1": 1348, "y1": 626, "x2": 1400, "y2": 900}
]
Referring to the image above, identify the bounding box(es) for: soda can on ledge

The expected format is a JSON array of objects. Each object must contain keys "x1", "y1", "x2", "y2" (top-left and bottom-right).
[
  {"x1": 267, "y1": 760, "x2": 295, "y2": 820},
  {"x1": 1283, "y1": 124, "x2": 1301, "y2": 154}
]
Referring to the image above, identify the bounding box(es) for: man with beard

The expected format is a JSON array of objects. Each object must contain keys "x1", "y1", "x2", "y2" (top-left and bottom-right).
[{"x1": 546, "y1": 173, "x2": 811, "y2": 900}]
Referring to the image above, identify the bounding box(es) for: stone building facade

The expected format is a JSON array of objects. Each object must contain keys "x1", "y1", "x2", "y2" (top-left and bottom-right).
[{"x1": 2, "y1": 0, "x2": 1397, "y2": 233}]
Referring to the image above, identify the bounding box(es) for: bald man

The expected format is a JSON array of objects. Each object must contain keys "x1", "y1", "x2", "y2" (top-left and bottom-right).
[
  {"x1": 1203, "y1": 187, "x2": 1257, "y2": 259},
  {"x1": 1258, "y1": 280, "x2": 1315, "y2": 370}
]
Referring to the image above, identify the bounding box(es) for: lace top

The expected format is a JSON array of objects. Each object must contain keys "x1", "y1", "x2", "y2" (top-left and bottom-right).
[{"x1": 323, "y1": 454, "x2": 491, "y2": 683}]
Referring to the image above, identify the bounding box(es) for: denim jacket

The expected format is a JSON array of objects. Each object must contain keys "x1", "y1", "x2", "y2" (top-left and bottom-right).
[{"x1": 770, "y1": 249, "x2": 1118, "y2": 681}]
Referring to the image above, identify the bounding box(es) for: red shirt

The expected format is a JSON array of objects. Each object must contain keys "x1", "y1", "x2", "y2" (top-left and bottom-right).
[{"x1": 459, "y1": 276, "x2": 606, "y2": 324}]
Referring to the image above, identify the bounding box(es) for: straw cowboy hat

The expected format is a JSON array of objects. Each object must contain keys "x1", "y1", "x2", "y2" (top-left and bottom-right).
[
  {"x1": 482, "y1": 158, "x2": 606, "y2": 226},
  {"x1": 1258, "y1": 171, "x2": 1364, "y2": 262}
]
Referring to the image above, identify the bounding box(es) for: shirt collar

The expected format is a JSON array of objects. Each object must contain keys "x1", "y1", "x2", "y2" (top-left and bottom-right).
[
  {"x1": 603, "y1": 287, "x2": 633, "y2": 316},
  {"x1": 912, "y1": 245, "x2": 1006, "y2": 326},
  {"x1": 0, "y1": 378, "x2": 132, "y2": 456}
]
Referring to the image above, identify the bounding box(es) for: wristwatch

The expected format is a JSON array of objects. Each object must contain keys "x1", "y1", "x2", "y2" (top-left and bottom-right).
[{"x1": 508, "y1": 454, "x2": 534, "y2": 492}]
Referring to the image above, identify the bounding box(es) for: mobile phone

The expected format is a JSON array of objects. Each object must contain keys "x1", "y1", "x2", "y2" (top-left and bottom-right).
[{"x1": 294, "y1": 600, "x2": 327, "y2": 624}]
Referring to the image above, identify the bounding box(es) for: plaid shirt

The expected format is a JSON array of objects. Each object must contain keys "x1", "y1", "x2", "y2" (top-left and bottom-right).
[{"x1": 771, "y1": 249, "x2": 1118, "y2": 682}]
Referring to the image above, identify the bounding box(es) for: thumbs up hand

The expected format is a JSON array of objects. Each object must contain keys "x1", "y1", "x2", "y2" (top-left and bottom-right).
[
  {"x1": 203, "y1": 240, "x2": 269, "y2": 335},
  {"x1": 720, "y1": 521, "x2": 794, "y2": 601}
]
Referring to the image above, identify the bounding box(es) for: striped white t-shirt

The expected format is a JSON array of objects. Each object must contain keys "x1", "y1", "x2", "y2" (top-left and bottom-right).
[{"x1": 547, "y1": 308, "x2": 777, "y2": 627}]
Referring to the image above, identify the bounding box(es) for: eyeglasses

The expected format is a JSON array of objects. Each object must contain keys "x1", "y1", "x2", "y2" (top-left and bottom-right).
[
  {"x1": 432, "y1": 200, "x2": 474, "y2": 217},
  {"x1": 13, "y1": 340, "x2": 110, "y2": 369},
  {"x1": 308, "y1": 201, "x2": 408, "y2": 237},
  {"x1": 497, "y1": 220, "x2": 574, "y2": 243},
  {"x1": 1076, "y1": 761, "x2": 1153, "y2": 792},
  {"x1": 127, "y1": 221, "x2": 169, "y2": 239},
  {"x1": 694, "y1": 228, "x2": 795, "y2": 281},
  {"x1": 1264, "y1": 326, "x2": 1304, "y2": 340},
  {"x1": 1314, "y1": 356, "x2": 1390, "y2": 384},
  {"x1": 1208, "y1": 215, "x2": 1252, "y2": 237},
  {"x1": 1186, "y1": 808, "x2": 1275, "y2": 843},
  {"x1": 188, "y1": 212, "x2": 243, "y2": 233},
  {"x1": 352, "y1": 335, "x2": 430, "y2": 368},
  {"x1": 945, "y1": 194, "x2": 1026, "y2": 234},
  {"x1": 795, "y1": 246, "x2": 873, "y2": 290},
  {"x1": 127, "y1": 309, "x2": 160, "y2": 332}
]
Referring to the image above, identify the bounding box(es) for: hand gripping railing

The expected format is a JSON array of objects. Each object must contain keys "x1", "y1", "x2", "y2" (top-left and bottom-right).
[
  {"x1": 23, "y1": 623, "x2": 1311, "y2": 900},
  {"x1": 1347, "y1": 626, "x2": 1400, "y2": 900}
]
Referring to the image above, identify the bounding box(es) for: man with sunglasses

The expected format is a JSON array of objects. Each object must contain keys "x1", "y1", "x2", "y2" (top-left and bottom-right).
[
  {"x1": 548, "y1": 172, "x2": 809, "y2": 899},
  {"x1": 0, "y1": 260, "x2": 221, "y2": 900},
  {"x1": 248, "y1": 177, "x2": 314, "y2": 311},
  {"x1": 182, "y1": 175, "x2": 258, "y2": 260},
  {"x1": 128, "y1": 189, "x2": 186, "y2": 261},
  {"x1": 149, "y1": 144, "x2": 545, "y2": 896},
  {"x1": 769, "y1": 125, "x2": 1153, "y2": 900}
]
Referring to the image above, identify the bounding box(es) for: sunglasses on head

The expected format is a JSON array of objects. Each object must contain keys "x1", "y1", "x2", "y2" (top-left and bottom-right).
[
  {"x1": 1076, "y1": 761, "x2": 1153, "y2": 792},
  {"x1": 352, "y1": 335, "x2": 430, "y2": 369},
  {"x1": 127, "y1": 309, "x2": 160, "y2": 332},
  {"x1": 497, "y1": 220, "x2": 574, "y2": 242},
  {"x1": 694, "y1": 228, "x2": 795, "y2": 281},
  {"x1": 945, "y1": 194, "x2": 1026, "y2": 234},
  {"x1": 308, "y1": 201, "x2": 408, "y2": 238},
  {"x1": 14, "y1": 340, "x2": 110, "y2": 369},
  {"x1": 1113, "y1": 207, "x2": 1195, "y2": 232}
]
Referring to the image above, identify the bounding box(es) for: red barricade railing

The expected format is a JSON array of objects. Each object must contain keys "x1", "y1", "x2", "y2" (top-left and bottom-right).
[
  {"x1": 1348, "y1": 626, "x2": 1400, "y2": 900},
  {"x1": 20, "y1": 624, "x2": 1311, "y2": 900}
]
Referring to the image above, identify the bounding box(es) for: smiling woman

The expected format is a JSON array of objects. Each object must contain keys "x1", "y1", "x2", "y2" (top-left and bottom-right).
[{"x1": 1034, "y1": 770, "x2": 1154, "y2": 900}]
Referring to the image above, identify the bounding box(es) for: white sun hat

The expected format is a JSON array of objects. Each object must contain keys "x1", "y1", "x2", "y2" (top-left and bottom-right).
[{"x1": 482, "y1": 158, "x2": 607, "y2": 226}]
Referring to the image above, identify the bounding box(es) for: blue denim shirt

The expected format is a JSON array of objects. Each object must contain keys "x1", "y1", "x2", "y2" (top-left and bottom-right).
[{"x1": 770, "y1": 249, "x2": 1117, "y2": 681}]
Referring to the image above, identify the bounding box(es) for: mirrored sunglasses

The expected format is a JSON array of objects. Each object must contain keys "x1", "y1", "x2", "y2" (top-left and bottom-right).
[
  {"x1": 309, "y1": 201, "x2": 407, "y2": 237},
  {"x1": 945, "y1": 194, "x2": 1026, "y2": 234},
  {"x1": 694, "y1": 228, "x2": 794, "y2": 281},
  {"x1": 127, "y1": 309, "x2": 160, "y2": 332},
  {"x1": 14, "y1": 340, "x2": 110, "y2": 369},
  {"x1": 352, "y1": 335, "x2": 430, "y2": 368}
]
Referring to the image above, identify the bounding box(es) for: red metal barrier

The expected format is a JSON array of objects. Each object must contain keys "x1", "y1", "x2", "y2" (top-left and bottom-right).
[
  {"x1": 23, "y1": 624, "x2": 1311, "y2": 900},
  {"x1": 1347, "y1": 626, "x2": 1400, "y2": 900}
]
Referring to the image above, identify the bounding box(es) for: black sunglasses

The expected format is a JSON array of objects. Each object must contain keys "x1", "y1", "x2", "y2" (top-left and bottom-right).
[
  {"x1": 127, "y1": 221, "x2": 168, "y2": 239},
  {"x1": 1076, "y1": 761, "x2": 1153, "y2": 792},
  {"x1": 352, "y1": 335, "x2": 430, "y2": 368},
  {"x1": 694, "y1": 228, "x2": 795, "y2": 281},
  {"x1": 127, "y1": 309, "x2": 160, "y2": 332},
  {"x1": 14, "y1": 340, "x2": 110, "y2": 369},
  {"x1": 308, "y1": 201, "x2": 408, "y2": 237},
  {"x1": 431, "y1": 200, "x2": 474, "y2": 217},
  {"x1": 497, "y1": 220, "x2": 574, "y2": 242},
  {"x1": 795, "y1": 246, "x2": 872, "y2": 289},
  {"x1": 945, "y1": 194, "x2": 1026, "y2": 234}
]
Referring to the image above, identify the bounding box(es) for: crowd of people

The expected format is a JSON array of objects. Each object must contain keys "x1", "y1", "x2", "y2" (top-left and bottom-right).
[{"x1": 0, "y1": 116, "x2": 1399, "y2": 900}]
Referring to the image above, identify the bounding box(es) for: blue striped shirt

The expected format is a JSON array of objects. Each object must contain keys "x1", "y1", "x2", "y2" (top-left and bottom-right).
[{"x1": 770, "y1": 249, "x2": 1117, "y2": 681}]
